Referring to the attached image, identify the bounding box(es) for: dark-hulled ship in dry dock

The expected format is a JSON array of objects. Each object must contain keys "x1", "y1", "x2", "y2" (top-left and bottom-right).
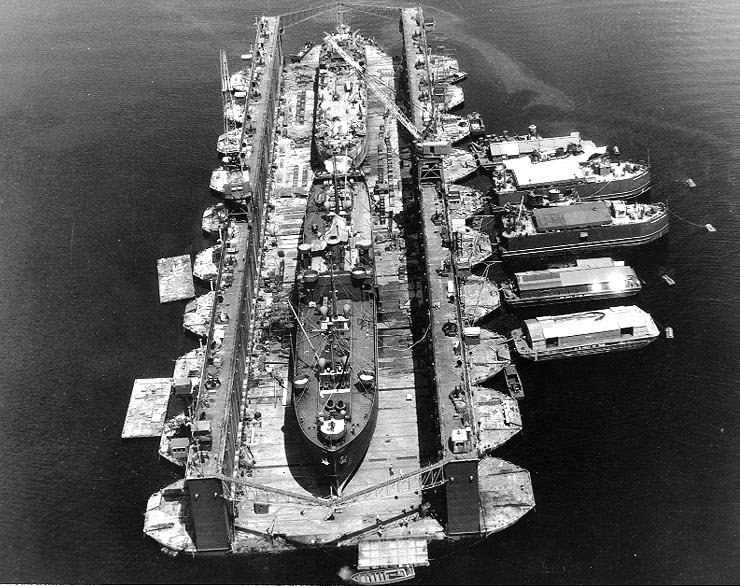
[
  {"x1": 312, "y1": 24, "x2": 368, "y2": 174},
  {"x1": 292, "y1": 171, "x2": 378, "y2": 494},
  {"x1": 497, "y1": 199, "x2": 669, "y2": 261}
]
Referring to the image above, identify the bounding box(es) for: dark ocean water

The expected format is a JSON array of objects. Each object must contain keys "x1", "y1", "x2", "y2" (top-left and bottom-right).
[{"x1": 1, "y1": 0, "x2": 739, "y2": 583}]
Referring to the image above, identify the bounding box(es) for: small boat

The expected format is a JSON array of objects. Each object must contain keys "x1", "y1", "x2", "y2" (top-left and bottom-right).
[
  {"x1": 460, "y1": 275, "x2": 500, "y2": 323},
  {"x1": 210, "y1": 162, "x2": 250, "y2": 200},
  {"x1": 193, "y1": 246, "x2": 220, "y2": 282},
  {"x1": 443, "y1": 148, "x2": 478, "y2": 183},
  {"x1": 468, "y1": 111, "x2": 485, "y2": 137},
  {"x1": 450, "y1": 224, "x2": 493, "y2": 270},
  {"x1": 201, "y1": 203, "x2": 229, "y2": 236},
  {"x1": 290, "y1": 41, "x2": 315, "y2": 62},
  {"x1": 348, "y1": 566, "x2": 415, "y2": 585},
  {"x1": 466, "y1": 328, "x2": 511, "y2": 385},
  {"x1": 662, "y1": 274, "x2": 676, "y2": 286},
  {"x1": 504, "y1": 365, "x2": 524, "y2": 399},
  {"x1": 435, "y1": 113, "x2": 471, "y2": 145}
]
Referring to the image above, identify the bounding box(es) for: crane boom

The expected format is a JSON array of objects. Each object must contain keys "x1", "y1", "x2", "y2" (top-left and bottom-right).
[
  {"x1": 220, "y1": 50, "x2": 240, "y2": 139},
  {"x1": 324, "y1": 35, "x2": 425, "y2": 142}
]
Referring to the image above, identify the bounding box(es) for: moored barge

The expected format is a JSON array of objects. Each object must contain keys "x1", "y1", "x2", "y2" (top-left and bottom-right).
[
  {"x1": 511, "y1": 305, "x2": 660, "y2": 360},
  {"x1": 498, "y1": 200, "x2": 669, "y2": 260},
  {"x1": 502, "y1": 257, "x2": 642, "y2": 307},
  {"x1": 483, "y1": 128, "x2": 651, "y2": 201}
]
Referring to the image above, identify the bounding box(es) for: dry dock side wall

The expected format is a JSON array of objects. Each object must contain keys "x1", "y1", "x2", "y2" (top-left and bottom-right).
[
  {"x1": 185, "y1": 16, "x2": 284, "y2": 554},
  {"x1": 244, "y1": 17, "x2": 283, "y2": 246}
]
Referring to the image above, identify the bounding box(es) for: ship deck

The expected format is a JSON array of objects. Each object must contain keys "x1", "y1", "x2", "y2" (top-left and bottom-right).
[{"x1": 501, "y1": 142, "x2": 605, "y2": 187}]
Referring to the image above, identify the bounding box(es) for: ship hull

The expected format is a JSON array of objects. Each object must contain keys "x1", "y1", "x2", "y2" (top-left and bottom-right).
[
  {"x1": 497, "y1": 168, "x2": 652, "y2": 202},
  {"x1": 505, "y1": 288, "x2": 640, "y2": 307},
  {"x1": 297, "y1": 398, "x2": 379, "y2": 494},
  {"x1": 512, "y1": 331, "x2": 658, "y2": 361},
  {"x1": 576, "y1": 168, "x2": 652, "y2": 200},
  {"x1": 499, "y1": 211, "x2": 669, "y2": 260}
]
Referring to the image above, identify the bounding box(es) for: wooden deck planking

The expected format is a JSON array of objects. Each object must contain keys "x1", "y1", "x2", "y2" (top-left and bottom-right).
[
  {"x1": 122, "y1": 378, "x2": 172, "y2": 438},
  {"x1": 156, "y1": 255, "x2": 195, "y2": 303}
]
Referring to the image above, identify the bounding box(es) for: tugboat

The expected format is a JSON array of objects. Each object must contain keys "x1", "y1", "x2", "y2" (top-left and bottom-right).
[
  {"x1": 312, "y1": 24, "x2": 368, "y2": 173},
  {"x1": 292, "y1": 170, "x2": 378, "y2": 495}
]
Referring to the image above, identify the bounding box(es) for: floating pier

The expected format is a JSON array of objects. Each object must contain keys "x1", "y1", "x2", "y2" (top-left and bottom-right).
[
  {"x1": 122, "y1": 378, "x2": 172, "y2": 438},
  {"x1": 156, "y1": 255, "x2": 195, "y2": 303}
]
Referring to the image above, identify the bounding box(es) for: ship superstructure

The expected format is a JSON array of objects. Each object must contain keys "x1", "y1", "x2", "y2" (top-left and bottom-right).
[
  {"x1": 313, "y1": 24, "x2": 368, "y2": 173},
  {"x1": 484, "y1": 128, "x2": 651, "y2": 202},
  {"x1": 498, "y1": 200, "x2": 669, "y2": 260}
]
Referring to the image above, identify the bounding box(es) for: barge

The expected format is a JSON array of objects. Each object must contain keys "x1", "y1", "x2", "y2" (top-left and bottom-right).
[
  {"x1": 511, "y1": 305, "x2": 660, "y2": 361},
  {"x1": 502, "y1": 257, "x2": 642, "y2": 307},
  {"x1": 483, "y1": 127, "x2": 651, "y2": 201},
  {"x1": 498, "y1": 200, "x2": 669, "y2": 260}
]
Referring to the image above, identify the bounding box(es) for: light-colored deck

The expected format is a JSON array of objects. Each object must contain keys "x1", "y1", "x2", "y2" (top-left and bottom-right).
[
  {"x1": 157, "y1": 255, "x2": 195, "y2": 303},
  {"x1": 122, "y1": 378, "x2": 172, "y2": 438}
]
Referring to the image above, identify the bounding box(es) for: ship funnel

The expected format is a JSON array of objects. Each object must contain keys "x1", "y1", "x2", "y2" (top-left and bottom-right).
[
  {"x1": 299, "y1": 243, "x2": 312, "y2": 268},
  {"x1": 326, "y1": 234, "x2": 340, "y2": 247},
  {"x1": 351, "y1": 265, "x2": 368, "y2": 280},
  {"x1": 343, "y1": 303, "x2": 351, "y2": 317},
  {"x1": 302, "y1": 269, "x2": 319, "y2": 287},
  {"x1": 318, "y1": 357, "x2": 328, "y2": 371},
  {"x1": 293, "y1": 375, "x2": 309, "y2": 390},
  {"x1": 528, "y1": 124, "x2": 537, "y2": 138},
  {"x1": 319, "y1": 305, "x2": 329, "y2": 317},
  {"x1": 359, "y1": 370, "x2": 375, "y2": 388}
]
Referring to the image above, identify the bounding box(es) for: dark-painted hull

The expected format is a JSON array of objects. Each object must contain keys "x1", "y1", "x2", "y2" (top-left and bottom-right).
[
  {"x1": 298, "y1": 398, "x2": 379, "y2": 494},
  {"x1": 499, "y1": 210, "x2": 669, "y2": 260}
]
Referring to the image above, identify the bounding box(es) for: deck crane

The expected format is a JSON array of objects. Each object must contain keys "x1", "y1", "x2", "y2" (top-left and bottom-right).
[
  {"x1": 324, "y1": 35, "x2": 449, "y2": 155},
  {"x1": 218, "y1": 49, "x2": 242, "y2": 156}
]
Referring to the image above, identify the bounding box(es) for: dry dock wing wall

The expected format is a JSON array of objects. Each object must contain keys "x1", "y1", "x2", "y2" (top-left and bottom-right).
[
  {"x1": 184, "y1": 16, "x2": 284, "y2": 554},
  {"x1": 242, "y1": 16, "x2": 283, "y2": 246}
]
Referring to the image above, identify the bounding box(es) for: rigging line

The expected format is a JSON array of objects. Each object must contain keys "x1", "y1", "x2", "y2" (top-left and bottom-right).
[
  {"x1": 381, "y1": 321, "x2": 431, "y2": 352},
  {"x1": 286, "y1": 299, "x2": 322, "y2": 365},
  {"x1": 666, "y1": 206, "x2": 713, "y2": 229}
]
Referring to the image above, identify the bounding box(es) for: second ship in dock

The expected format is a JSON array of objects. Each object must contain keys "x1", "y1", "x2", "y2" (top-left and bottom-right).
[{"x1": 312, "y1": 24, "x2": 368, "y2": 173}]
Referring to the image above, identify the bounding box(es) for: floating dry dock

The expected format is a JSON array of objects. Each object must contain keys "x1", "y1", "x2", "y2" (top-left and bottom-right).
[{"x1": 132, "y1": 5, "x2": 534, "y2": 573}]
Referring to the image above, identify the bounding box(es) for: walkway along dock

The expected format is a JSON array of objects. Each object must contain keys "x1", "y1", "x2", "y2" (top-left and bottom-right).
[{"x1": 134, "y1": 4, "x2": 534, "y2": 571}]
